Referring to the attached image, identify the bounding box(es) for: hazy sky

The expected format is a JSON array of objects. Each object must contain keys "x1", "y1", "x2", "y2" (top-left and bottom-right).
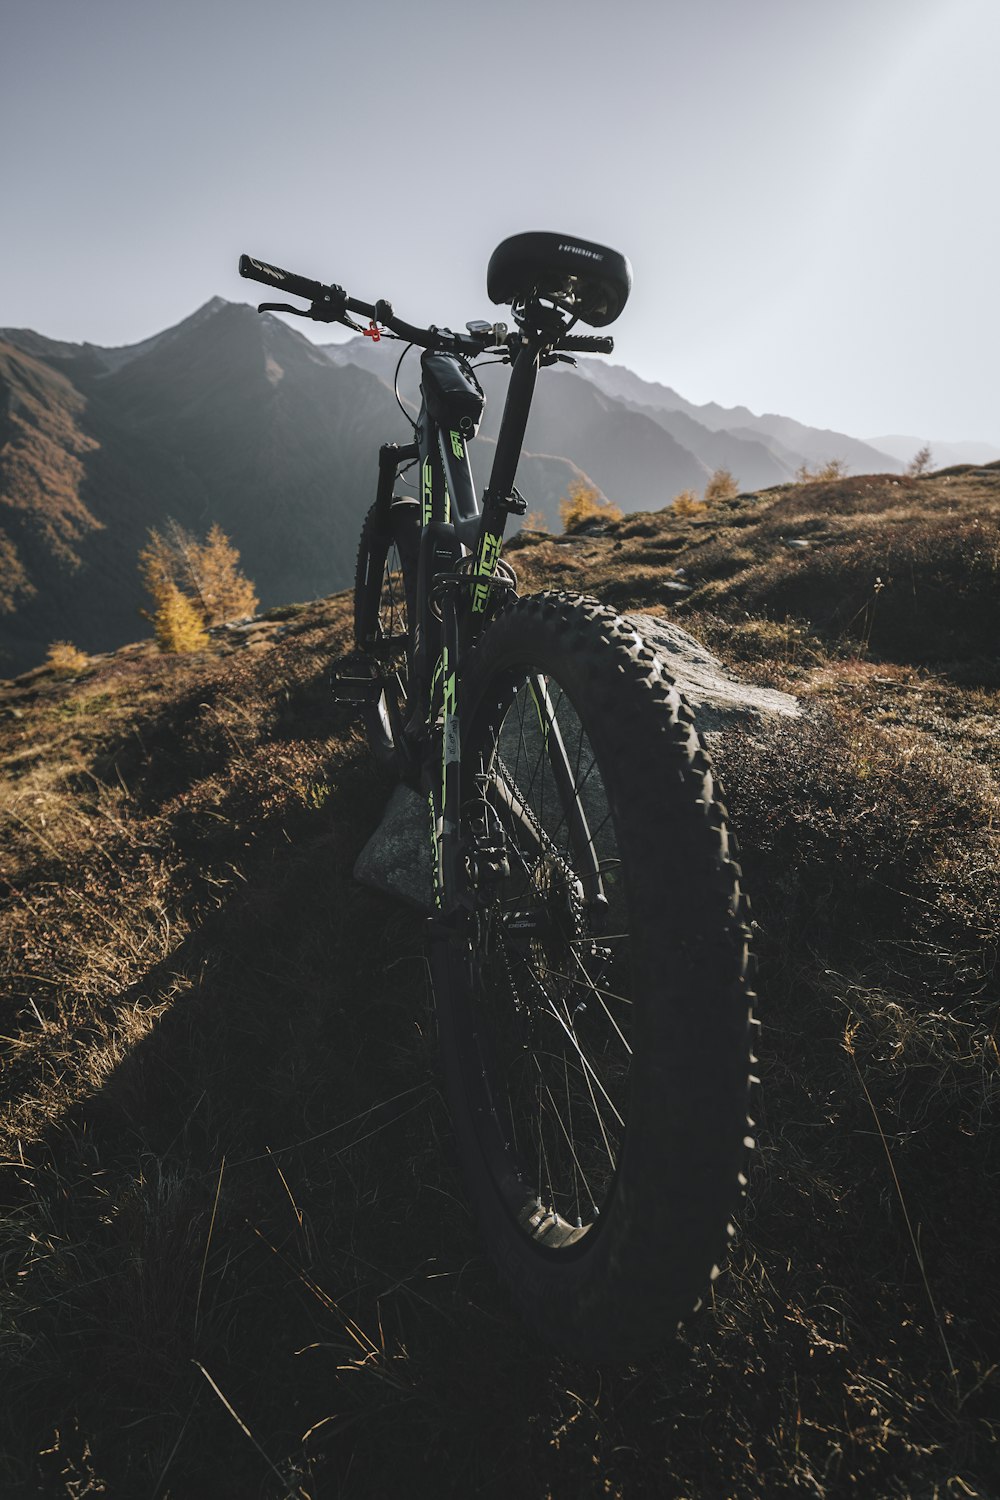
[{"x1": 3, "y1": 0, "x2": 998, "y2": 442}]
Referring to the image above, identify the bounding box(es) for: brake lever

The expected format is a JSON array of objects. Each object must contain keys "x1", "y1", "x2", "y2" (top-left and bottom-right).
[
  {"x1": 333, "y1": 312, "x2": 367, "y2": 334},
  {"x1": 257, "y1": 301, "x2": 308, "y2": 317},
  {"x1": 257, "y1": 298, "x2": 365, "y2": 335}
]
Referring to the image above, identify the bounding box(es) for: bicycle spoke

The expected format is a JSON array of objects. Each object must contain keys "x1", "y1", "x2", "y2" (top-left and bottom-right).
[
  {"x1": 535, "y1": 1062, "x2": 599, "y2": 1222},
  {"x1": 459, "y1": 657, "x2": 639, "y2": 1235},
  {"x1": 533, "y1": 960, "x2": 635, "y2": 1025}
]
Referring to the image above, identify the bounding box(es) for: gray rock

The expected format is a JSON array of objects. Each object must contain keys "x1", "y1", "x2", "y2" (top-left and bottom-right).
[
  {"x1": 354, "y1": 612, "x2": 799, "y2": 909},
  {"x1": 353, "y1": 782, "x2": 434, "y2": 912},
  {"x1": 621, "y1": 613, "x2": 800, "y2": 734}
]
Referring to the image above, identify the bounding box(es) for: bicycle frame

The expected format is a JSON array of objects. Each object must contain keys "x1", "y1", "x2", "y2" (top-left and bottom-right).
[
  {"x1": 381, "y1": 340, "x2": 603, "y2": 921},
  {"x1": 234, "y1": 250, "x2": 615, "y2": 923}
]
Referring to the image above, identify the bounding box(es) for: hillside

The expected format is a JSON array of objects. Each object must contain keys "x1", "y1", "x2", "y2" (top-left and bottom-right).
[
  {"x1": 0, "y1": 305, "x2": 415, "y2": 675},
  {"x1": 1, "y1": 465, "x2": 997, "y2": 1497},
  {"x1": 0, "y1": 340, "x2": 103, "y2": 616}
]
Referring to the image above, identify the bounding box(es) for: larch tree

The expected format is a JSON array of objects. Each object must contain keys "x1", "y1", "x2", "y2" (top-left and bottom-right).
[{"x1": 139, "y1": 520, "x2": 258, "y2": 652}]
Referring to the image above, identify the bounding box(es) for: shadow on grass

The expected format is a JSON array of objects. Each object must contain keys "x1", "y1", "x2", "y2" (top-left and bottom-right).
[
  {"x1": 3, "y1": 635, "x2": 999, "y2": 1498},
  {"x1": 0, "y1": 756, "x2": 702, "y2": 1499}
]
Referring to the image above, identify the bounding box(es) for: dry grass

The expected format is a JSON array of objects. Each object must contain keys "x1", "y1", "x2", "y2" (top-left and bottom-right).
[
  {"x1": 2, "y1": 467, "x2": 999, "y2": 1495},
  {"x1": 508, "y1": 463, "x2": 1000, "y2": 683}
]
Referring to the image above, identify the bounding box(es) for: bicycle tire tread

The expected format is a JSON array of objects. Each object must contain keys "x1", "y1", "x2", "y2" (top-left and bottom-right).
[
  {"x1": 353, "y1": 501, "x2": 420, "y2": 769},
  {"x1": 434, "y1": 589, "x2": 756, "y2": 1360}
]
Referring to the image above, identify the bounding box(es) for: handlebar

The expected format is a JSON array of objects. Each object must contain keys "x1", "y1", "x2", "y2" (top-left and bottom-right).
[
  {"x1": 239, "y1": 253, "x2": 378, "y2": 326},
  {"x1": 238, "y1": 254, "x2": 326, "y2": 305},
  {"x1": 373, "y1": 299, "x2": 441, "y2": 347},
  {"x1": 558, "y1": 333, "x2": 615, "y2": 355},
  {"x1": 238, "y1": 253, "x2": 614, "y2": 356}
]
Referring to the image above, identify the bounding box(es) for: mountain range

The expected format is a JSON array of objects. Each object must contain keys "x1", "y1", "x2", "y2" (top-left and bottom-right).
[{"x1": 0, "y1": 297, "x2": 983, "y2": 675}]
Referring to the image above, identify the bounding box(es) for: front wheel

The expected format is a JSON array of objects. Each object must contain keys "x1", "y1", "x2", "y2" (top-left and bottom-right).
[
  {"x1": 434, "y1": 592, "x2": 755, "y2": 1359},
  {"x1": 353, "y1": 499, "x2": 420, "y2": 770}
]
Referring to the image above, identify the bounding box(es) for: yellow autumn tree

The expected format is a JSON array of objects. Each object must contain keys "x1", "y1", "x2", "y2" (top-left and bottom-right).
[
  {"x1": 196, "y1": 524, "x2": 259, "y2": 624},
  {"x1": 672, "y1": 488, "x2": 705, "y2": 517},
  {"x1": 703, "y1": 468, "x2": 739, "y2": 506},
  {"x1": 140, "y1": 520, "x2": 257, "y2": 652},
  {"x1": 151, "y1": 580, "x2": 209, "y2": 653},
  {"x1": 559, "y1": 479, "x2": 623, "y2": 532}
]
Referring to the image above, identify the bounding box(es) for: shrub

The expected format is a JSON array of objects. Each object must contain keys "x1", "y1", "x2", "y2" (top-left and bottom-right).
[
  {"x1": 672, "y1": 488, "x2": 706, "y2": 518},
  {"x1": 907, "y1": 445, "x2": 933, "y2": 477},
  {"x1": 704, "y1": 468, "x2": 739, "y2": 505},
  {"x1": 45, "y1": 640, "x2": 90, "y2": 676},
  {"x1": 559, "y1": 479, "x2": 623, "y2": 532},
  {"x1": 796, "y1": 458, "x2": 849, "y2": 482}
]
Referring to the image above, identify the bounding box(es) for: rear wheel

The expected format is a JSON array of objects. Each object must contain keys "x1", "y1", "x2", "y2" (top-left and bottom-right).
[
  {"x1": 434, "y1": 592, "x2": 755, "y2": 1358},
  {"x1": 353, "y1": 500, "x2": 420, "y2": 770}
]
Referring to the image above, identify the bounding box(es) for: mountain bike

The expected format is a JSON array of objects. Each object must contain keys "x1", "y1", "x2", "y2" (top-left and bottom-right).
[{"x1": 239, "y1": 235, "x2": 756, "y2": 1359}]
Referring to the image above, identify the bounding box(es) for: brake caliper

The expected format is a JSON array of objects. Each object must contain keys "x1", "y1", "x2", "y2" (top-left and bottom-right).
[{"x1": 462, "y1": 775, "x2": 510, "y2": 889}]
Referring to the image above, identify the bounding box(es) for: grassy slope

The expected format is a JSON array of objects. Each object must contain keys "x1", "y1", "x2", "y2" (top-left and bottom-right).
[{"x1": 1, "y1": 468, "x2": 998, "y2": 1497}]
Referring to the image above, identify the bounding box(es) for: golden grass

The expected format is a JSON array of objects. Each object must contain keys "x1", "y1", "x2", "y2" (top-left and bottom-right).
[{"x1": 1, "y1": 478, "x2": 999, "y2": 1495}]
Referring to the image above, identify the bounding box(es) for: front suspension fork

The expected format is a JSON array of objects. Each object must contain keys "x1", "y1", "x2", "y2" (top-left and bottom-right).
[
  {"x1": 428, "y1": 591, "x2": 462, "y2": 914},
  {"x1": 430, "y1": 623, "x2": 606, "y2": 923}
]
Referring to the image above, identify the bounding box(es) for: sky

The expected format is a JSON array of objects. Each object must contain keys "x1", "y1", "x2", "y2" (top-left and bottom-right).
[{"x1": 2, "y1": 0, "x2": 998, "y2": 444}]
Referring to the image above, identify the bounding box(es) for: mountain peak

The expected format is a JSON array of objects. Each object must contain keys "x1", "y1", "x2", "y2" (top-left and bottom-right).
[{"x1": 196, "y1": 295, "x2": 230, "y2": 317}]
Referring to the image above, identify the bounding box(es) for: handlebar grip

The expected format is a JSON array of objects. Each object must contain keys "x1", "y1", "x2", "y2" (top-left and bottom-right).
[
  {"x1": 374, "y1": 299, "x2": 434, "y2": 346},
  {"x1": 558, "y1": 334, "x2": 614, "y2": 354},
  {"x1": 239, "y1": 254, "x2": 325, "y2": 305}
]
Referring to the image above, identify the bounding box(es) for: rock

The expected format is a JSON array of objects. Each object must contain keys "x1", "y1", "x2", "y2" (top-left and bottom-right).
[
  {"x1": 621, "y1": 613, "x2": 800, "y2": 734},
  {"x1": 354, "y1": 611, "x2": 800, "y2": 910},
  {"x1": 354, "y1": 782, "x2": 434, "y2": 912}
]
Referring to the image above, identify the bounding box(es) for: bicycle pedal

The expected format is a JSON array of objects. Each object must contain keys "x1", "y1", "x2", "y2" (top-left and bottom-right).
[{"x1": 332, "y1": 673, "x2": 384, "y2": 705}]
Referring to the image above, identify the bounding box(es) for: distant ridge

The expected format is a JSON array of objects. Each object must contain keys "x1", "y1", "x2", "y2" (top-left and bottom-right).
[
  {"x1": 866, "y1": 434, "x2": 1000, "y2": 469},
  {"x1": 324, "y1": 338, "x2": 907, "y2": 492},
  {"x1": 573, "y1": 359, "x2": 904, "y2": 478},
  {"x1": 6, "y1": 296, "x2": 988, "y2": 675}
]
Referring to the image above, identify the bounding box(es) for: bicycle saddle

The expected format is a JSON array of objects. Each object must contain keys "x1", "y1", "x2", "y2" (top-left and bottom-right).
[{"x1": 487, "y1": 231, "x2": 632, "y2": 329}]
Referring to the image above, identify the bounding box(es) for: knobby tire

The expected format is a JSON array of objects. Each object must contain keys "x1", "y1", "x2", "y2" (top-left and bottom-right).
[
  {"x1": 432, "y1": 591, "x2": 755, "y2": 1360},
  {"x1": 353, "y1": 499, "x2": 420, "y2": 770}
]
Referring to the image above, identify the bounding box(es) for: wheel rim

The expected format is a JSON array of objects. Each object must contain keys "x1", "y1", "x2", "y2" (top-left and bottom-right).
[{"x1": 459, "y1": 668, "x2": 634, "y2": 1252}]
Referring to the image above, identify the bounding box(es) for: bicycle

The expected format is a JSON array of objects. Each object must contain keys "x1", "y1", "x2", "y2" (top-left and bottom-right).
[{"x1": 239, "y1": 235, "x2": 756, "y2": 1359}]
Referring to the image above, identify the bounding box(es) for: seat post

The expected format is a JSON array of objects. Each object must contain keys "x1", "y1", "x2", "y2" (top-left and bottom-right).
[{"x1": 480, "y1": 342, "x2": 539, "y2": 534}]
